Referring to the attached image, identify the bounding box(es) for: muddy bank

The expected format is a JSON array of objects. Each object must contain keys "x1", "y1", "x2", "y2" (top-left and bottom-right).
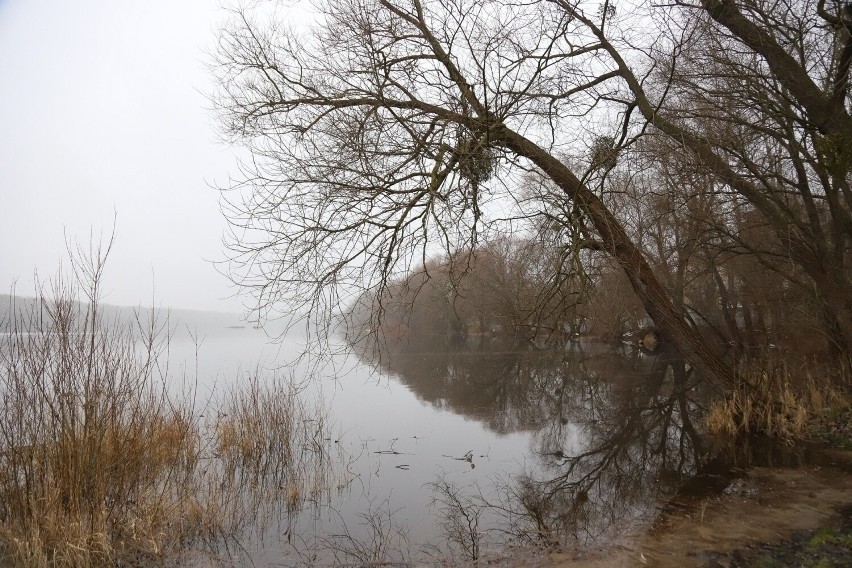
[
  {"x1": 558, "y1": 450, "x2": 852, "y2": 567},
  {"x1": 482, "y1": 448, "x2": 852, "y2": 567}
]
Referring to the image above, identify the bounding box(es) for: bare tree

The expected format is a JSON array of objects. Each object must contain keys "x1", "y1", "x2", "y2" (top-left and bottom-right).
[
  {"x1": 213, "y1": 0, "x2": 750, "y2": 386},
  {"x1": 546, "y1": 0, "x2": 852, "y2": 358}
]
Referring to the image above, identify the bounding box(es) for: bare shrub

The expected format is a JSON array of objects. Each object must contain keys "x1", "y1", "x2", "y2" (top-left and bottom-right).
[
  {"x1": 0, "y1": 246, "x2": 210, "y2": 565},
  {"x1": 428, "y1": 477, "x2": 486, "y2": 561},
  {"x1": 315, "y1": 498, "x2": 411, "y2": 566}
]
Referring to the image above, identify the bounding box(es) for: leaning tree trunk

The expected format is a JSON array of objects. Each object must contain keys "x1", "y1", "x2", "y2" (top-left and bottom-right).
[
  {"x1": 580, "y1": 1, "x2": 852, "y2": 367},
  {"x1": 501, "y1": 129, "x2": 737, "y2": 389},
  {"x1": 812, "y1": 269, "x2": 852, "y2": 365}
]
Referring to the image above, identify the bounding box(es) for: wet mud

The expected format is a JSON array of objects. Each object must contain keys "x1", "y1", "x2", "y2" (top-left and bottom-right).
[{"x1": 538, "y1": 448, "x2": 852, "y2": 567}]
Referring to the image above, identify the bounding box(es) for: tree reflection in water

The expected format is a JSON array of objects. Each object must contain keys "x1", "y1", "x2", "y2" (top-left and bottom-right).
[
  {"x1": 510, "y1": 346, "x2": 712, "y2": 545},
  {"x1": 358, "y1": 336, "x2": 716, "y2": 549}
]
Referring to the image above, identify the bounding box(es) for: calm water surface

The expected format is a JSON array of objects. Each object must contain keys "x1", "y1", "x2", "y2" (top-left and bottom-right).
[{"x1": 164, "y1": 322, "x2": 746, "y2": 565}]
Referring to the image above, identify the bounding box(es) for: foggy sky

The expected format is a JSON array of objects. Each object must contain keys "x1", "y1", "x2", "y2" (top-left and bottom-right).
[{"x1": 0, "y1": 1, "x2": 280, "y2": 313}]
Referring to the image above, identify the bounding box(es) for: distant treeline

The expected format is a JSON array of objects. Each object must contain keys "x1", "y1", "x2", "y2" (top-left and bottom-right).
[
  {"x1": 0, "y1": 294, "x2": 244, "y2": 334},
  {"x1": 348, "y1": 220, "x2": 830, "y2": 360}
]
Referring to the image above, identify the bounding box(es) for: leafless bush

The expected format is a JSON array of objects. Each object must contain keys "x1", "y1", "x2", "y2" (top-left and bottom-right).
[
  {"x1": 489, "y1": 473, "x2": 588, "y2": 549},
  {"x1": 427, "y1": 477, "x2": 486, "y2": 562},
  {"x1": 314, "y1": 498, "x2": 411, "y2": 566},
  {"x1": 0, "y1": 244, "x2": 210, "y2": 565}
]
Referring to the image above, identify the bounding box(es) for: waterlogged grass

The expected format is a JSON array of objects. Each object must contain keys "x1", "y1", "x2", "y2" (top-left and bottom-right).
[
  {"x1": 214, "y1": 374, "x2": 346, "y2": 520},
  {"x1": 0, "y1": 268, "x2": 343, "y2": 566},
  {"x1": 706, "y1": 364, "x2": 849, "y2": 442}
]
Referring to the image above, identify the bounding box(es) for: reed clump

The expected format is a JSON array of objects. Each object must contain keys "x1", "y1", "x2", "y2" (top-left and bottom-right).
[
  {"x1": 214, "y1": 373, "x2": 341, "y2": 515},
  {"x1": 0, "y1": 270, "x2": 216, "y2": 566},
  {"x1": 706, "y1": 363, "x2": 848, "y2": 442},
  {"x1": 0, "y1": 249, "x2": 342, "y2": 566}
]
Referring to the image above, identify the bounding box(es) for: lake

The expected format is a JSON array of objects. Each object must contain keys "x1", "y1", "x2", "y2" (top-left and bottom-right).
[
  {"x1": 4, "y1": 297, "x2": 850, "y2": 567},
  {"x1": 160, "y1": 320, "x2": 847, "y2": 566}
]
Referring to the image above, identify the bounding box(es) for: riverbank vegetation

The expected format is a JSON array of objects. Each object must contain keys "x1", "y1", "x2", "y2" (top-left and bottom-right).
[
  {"x1": 0, "y1": 250, "x2": 341, "y2": 566},
  {"x1": 345, "y1": 228, "x2": 851, "y2": 440}
]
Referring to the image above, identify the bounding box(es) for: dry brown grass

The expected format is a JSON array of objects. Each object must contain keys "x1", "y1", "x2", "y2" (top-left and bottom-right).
[
  {"x1": 0, "y1": 247, "x2": 341, "y2": 566},
  {"x1": 214, "y1": 373, "x2": 342, "y2": 516},
  {"x1": 0, "y1": 264, "x2": 216, "y2": 566},
  {"x1": 706, "y1": 364, "x2": 848, "y2": 442}
]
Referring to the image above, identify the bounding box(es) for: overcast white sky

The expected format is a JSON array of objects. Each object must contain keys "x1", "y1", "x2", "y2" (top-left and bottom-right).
[{"x1": 0, "y1": 1, "x2": 283, "y2": 313}]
